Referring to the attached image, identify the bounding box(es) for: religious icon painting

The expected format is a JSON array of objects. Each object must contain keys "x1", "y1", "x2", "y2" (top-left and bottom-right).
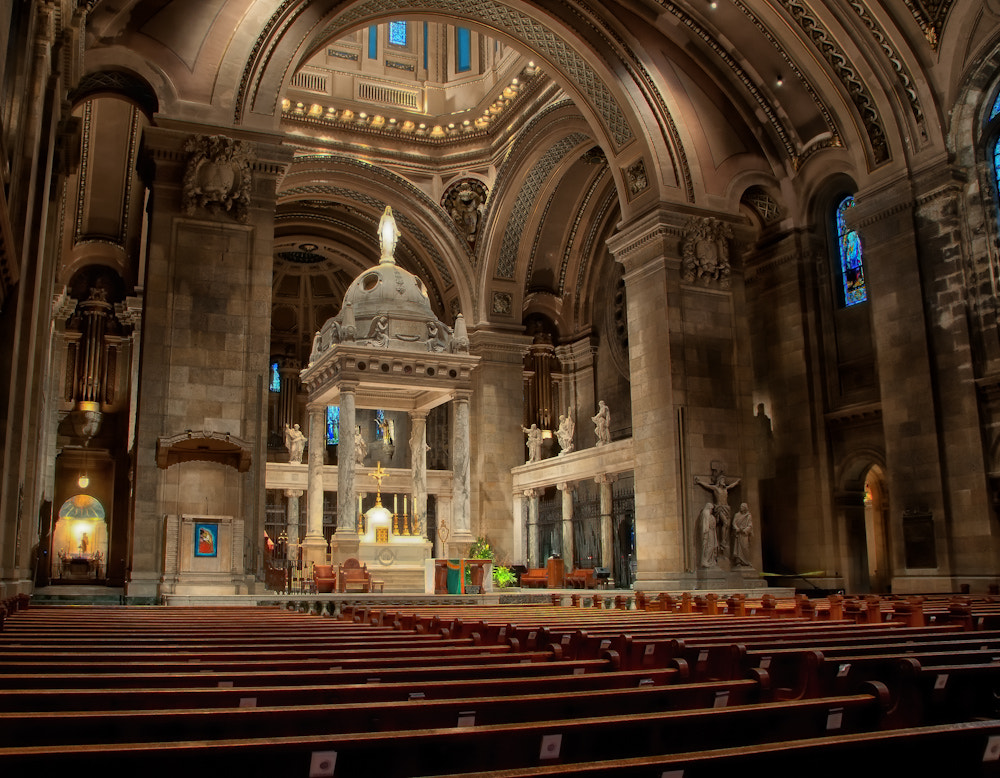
[{"x1": 194, "y1": 522, "x2": 218, "y2": 557}]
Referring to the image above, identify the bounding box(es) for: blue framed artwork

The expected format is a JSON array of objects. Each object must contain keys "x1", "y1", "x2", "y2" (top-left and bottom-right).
[{"x1": 194, "y1": 522, "x2": 218, "y2": 557}]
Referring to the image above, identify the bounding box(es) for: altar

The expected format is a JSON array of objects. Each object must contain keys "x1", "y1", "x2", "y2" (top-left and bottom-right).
[{"x1": 355, "y1": 463, "x2": 432, "y2": 592}]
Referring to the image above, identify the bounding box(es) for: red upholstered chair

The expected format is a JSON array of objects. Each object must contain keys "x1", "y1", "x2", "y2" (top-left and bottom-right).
[
  {"x1": 338, "y1": 557, "x2": 372, "y2": 593},
  {"x1": 313, "y1": 564, "x2": 336, "y2": 593}
]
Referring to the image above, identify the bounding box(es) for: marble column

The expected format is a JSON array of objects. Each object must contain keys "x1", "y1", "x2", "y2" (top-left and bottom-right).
[
  {"x1": 409, "y1": 410, "x2": 428, "y2": 538},
  {"x1": 451, "y1": 390, "x2": 473, "y2": 550},
  {"x1": 511, "y1": 490, "x2": 525, "y2": 565},
  {"x1": 558, "y1": 482, "x2": 576, "y2": 565},
  {"x1": 596, "y1": 474, "x2": 617, "y2": 570},
  {"x1": 525, "y1": 488, "x2": 540, "y2": 568},
  {"x1": 336, "y1": 385, "x2": 357, "y2": 535},
  {"x1": 302, "y1": 403, "x2": 328, "y2": 569},
  {"x1": 284, "y1": 489, "x2": 302, "y2": 548}
]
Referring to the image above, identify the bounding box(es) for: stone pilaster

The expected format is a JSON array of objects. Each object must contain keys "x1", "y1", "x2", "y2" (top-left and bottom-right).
[
  {"x1": 468, "y1": 328, "x2": 532, "y2": 562},
  {"x1": 606, "y1": 210, "x2": 684, "y2": 586},
  {"x1": 129, "y1": 125, "x2": 292, "y2": 598}
]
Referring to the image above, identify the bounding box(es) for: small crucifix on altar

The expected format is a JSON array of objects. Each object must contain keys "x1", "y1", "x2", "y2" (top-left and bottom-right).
[{"x1": 368, "y1": 462, "x2": 387, "y2": 506}]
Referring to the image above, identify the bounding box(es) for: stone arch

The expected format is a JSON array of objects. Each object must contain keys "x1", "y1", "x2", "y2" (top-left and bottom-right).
[
  {"x1": 278, "y1": 156, "x2": 478, "y2": 323},
  {"x1": 229, "y1": 0, "x2": 683, "y2": 217}
]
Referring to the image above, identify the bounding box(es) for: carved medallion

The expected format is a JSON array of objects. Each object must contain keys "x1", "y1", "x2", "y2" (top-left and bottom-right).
[
  {"x1": 182, "y1": 135, "x2": 255, "y2": 222},
  {"x1": 681, "y1": 217, "x2": 734, "y2": 288}
]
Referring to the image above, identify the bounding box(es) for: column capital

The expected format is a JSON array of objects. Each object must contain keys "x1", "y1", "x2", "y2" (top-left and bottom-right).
[
  {"x1": 523, "y1": 488, "x2": 540, "y2": 499},
  {"x1": 595, "y1": 473, "x2": 619, "y2": 486},
  {"x1": 283, "y1": 489, "x2": 303, "y2": 499},
  {"x1": 556, "y1": 481, "x2": 577, "y2": 493}
]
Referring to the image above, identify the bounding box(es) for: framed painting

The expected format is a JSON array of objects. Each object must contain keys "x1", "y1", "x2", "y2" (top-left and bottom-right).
[{"x1": 194, "y1": 522, "x2": 218, "y2": 557}]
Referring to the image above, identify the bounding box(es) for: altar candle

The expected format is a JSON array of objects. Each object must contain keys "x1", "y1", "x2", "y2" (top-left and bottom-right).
[
  {"x1": 404, "y1": 495, "x2": 408, "y2": 515},
  {"x1": 394, "y1": 493, "x2": 398, "y2": 513}
]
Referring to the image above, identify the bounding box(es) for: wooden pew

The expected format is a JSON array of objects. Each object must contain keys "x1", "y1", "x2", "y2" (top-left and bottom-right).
[{"x1": 0, "y1": 689, "x2": 892, "y2": 776}]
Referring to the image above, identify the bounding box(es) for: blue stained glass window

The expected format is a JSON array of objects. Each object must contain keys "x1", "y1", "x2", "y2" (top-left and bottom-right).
[
  {"x1": 837, "y1": 195, "x2": 867, "y2": 306},
  {"x1": 994, "y1": 136, "x2": 1000, "y2": 198},
  {"x1": 270, "y1": 361, "x2": 280, "y2": 392},
  {"x1": 457, "y1": 27, "x2": 471, "y2": 72},
  {"x1": 326, "y1": 406, "x2": 340, "y2": 445},
  {"x1": 368, "y1": 25, "x2": 378, "y2": 59},
  {"x1": 375, "y1": 409, "x2": 386, "y2": 439},
  {"x1": 423, "y1": 22, "x2": 428, "y2": 70},
  {"x1": 990, "y1": 90, "x2": 1000, "y2": 121},
  {"x1": 389, "y1": 21, "x2": 407, "y2": 47}
]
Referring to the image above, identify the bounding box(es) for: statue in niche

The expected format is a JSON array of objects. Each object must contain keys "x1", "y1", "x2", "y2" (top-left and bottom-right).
[
  {"x1": 592, "y1": 400, "x2": 611, "y2": 446},
  {"x1": 698, "y1": 502, "x2": 719, "y2": 568},
  {"x1": 79, "y1": 532, "x2": 89, "y2": 556},
  {"x1": 733, "y1": 503, "x2": 754, "y2": 568},
  {"x1": 284, "y1": 423, "x2": 307, "y2": 464},
  {"x1": 556, "y1": 410, "x2": 575, "y2": 455},
  {"x1": 354, "y1": 427, "x2": 368, "y2": 466},
  {"x1": 522, "y1": 423, "x2": 543, "y2": 463}
]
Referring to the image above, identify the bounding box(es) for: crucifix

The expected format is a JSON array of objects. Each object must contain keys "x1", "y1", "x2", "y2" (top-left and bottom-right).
[{"x1": 369, "y1": 461, "x2": 387, "y2": 506}]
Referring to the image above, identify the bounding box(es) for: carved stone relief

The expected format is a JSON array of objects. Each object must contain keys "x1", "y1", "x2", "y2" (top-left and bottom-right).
[
  {"x1": 681, "y1": 217, "x2": 734, "y2": 288},
  {"x1": 182, "y1": 135, "x2": 255, "y2": 223}
]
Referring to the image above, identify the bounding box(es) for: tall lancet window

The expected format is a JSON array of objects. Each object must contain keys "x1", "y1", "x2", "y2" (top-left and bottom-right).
[
  {"x1": 836, "y1": 195, "x2": 867, "y2": 307},
  {"x1": 991, "y1": 92, "x2": 1000, "y2": 204}
]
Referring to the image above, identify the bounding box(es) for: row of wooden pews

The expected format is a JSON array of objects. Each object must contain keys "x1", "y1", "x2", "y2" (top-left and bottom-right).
[{"x1": 0, "y1": 597, "x2": 997, "y2": 776}]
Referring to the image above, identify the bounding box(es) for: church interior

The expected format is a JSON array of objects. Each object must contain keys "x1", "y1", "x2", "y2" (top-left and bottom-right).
[
  {"x1": 2, "y1": 0, "x2": 1000, "y2": 602},
  {"x1": 4, "y1": 1, "x2": 1000, "y2": 772}
]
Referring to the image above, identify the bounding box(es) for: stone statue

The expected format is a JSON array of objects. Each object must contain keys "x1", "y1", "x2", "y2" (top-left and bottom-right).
[
  {"x1": 354, "y1": 427, "x2": 368, "y2": 465},
  {"x1": 695, "y1": 471, "x2": 741, "y2": 526},
  {"x1": 698, "y1": 502, "x2": 718, "y2": 568},
  {"x1": 522, "y1": 423, "x2": 543, "y2": 463},
  {"x1": 592, "y1": 400, "x2": 611, "y2": 446},
  {"x1": 733, "y1": 503, "x2": 753, "y2": 567},
  {"x1": 378, "y1": 205, "x2": 400, "y2": 261},
  {"x1": 79, "y1": 532, "x2": 89, "y2": 556},
  {"x1": 284, "y1": 423, "x2": 307, "y2": 464},
  {"x1": 556, "y1": 411, "x2": 575, "y2": 455},
  {"x1": 365, "y1": 315, "x2": 390, "y2": 348}
]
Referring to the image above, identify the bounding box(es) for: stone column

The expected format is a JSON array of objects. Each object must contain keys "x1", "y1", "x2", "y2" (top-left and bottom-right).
[
  {"x1": 558, "y1": 482, "x2": 576, "y2": 565},
  {"x1": 278, "y1": 359, "x2": 300, "y2": 431},
  {"x1": 283, "y1": 489, "x2": 302, "y2": 548},
  {"x1": 332, "y1": 384, "x2": 360, "y2": 561},
  {"x1": 596, "y1": 474, "x2": 617, "y2": 570},
  {"x1": 606, "y1": 210, "x2": 684, "y2": 588},
  {"x1": 409, "y1": 410, "x2": 428, "y2": 538},
  {"x1": 525, "y1": 489, "x2": 540, "y2": 568},
  {"x1": 449, "y1": 390, "x2": 473, "y2": 554},
  {"x1": 301, "y1": 403, "x2": 327, "y2": 570},
  {"x1": 511, "y1": 491, "x2": 525, "y2": 565}
]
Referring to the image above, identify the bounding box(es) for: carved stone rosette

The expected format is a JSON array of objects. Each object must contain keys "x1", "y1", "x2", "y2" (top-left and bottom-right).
[
  {"x1": 182, "y1": 135, "x2": 255, "y2": 222},
  {"x1": 680, "y1": 217, "x2": 734, "y2": 288}
]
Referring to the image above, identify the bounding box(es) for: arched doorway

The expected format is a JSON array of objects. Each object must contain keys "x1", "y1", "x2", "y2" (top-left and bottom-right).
[
  {"x1": 861, "y1": 465, "x2": 890, "y2": 593},
  {"x1": 839, "y1": 459, "x2": 890, "y2": 594}
]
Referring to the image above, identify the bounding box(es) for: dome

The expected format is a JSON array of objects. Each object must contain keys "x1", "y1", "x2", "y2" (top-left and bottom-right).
[{"x1": 309, "y1": 207, "x2": 469, "y2": 361}]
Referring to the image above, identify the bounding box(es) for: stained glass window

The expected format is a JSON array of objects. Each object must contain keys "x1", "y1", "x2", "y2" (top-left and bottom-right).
[
  {"x1": 270, "y1": 361, "x2": 280, "y2": 392},
  {"x1": 837, "y1": 195, "x2": 867, "y2": 306},
  {"x1": 389, "y1": 21, "x2": 407, "y2": 47},
  {"x1": 457, "y1": 27, "x2": 471, "y2": 72},
  {"x1": 326, "y1": 406, "x2": 340, "y2": 445},
  {"x1": 368, "y1": 25, "x2": 377, "y2": 59},
  {"x1": 990, "y1": 90, "x2": 1000, "y2": 122}
]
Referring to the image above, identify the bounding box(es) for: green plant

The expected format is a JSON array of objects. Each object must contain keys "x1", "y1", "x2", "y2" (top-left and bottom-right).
[
  {"x1": 492, "y1": 564, "x2": 516, "y2": 588},
  {"x1": 468, "y1": 536, "x2": 494, "y2": 560}
]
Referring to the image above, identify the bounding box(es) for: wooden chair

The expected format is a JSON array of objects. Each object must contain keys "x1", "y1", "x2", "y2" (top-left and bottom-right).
[
  {"x1": 338, "y1": 558, "x2": 372, "y2": 593},
  {"x1": 313, "y1": 564, "x2": 336, "y2": 593}
]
